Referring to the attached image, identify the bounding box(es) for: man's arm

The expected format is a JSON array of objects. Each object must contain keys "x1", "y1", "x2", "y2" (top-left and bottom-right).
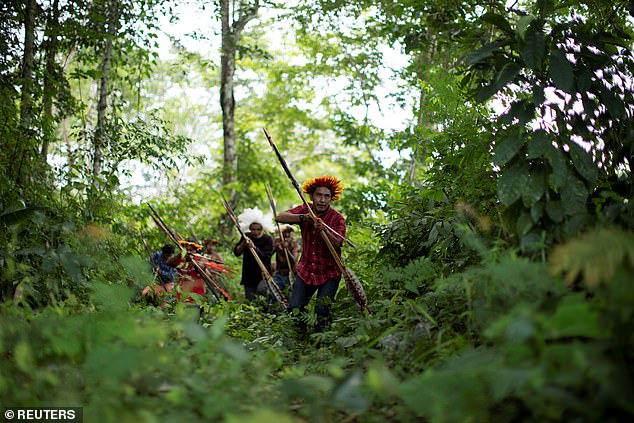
[{"x1": 275, "y1": 211, "x2": 304, "y2": 224}]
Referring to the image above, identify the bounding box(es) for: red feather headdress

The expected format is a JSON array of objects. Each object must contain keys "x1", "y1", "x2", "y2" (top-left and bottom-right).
[{"x1": 302, "y1": 175, "x2": 344, "y2": 201}]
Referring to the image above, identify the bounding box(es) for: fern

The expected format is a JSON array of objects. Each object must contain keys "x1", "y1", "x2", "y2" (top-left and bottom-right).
[{"x1": 550, "y1": 227, "x2": 634, "y2": 288}]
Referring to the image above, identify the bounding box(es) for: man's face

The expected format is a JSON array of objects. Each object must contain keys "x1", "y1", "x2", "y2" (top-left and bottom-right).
[
  {"x1": 310, "y1": 186, "x2": 332, "y2": 213},
  {"x1": 249, "y1": 223, "x2": 263, "y2": 238},
  {"x1": 283, "y1": 229, "x2": 292, "y2": 239}
]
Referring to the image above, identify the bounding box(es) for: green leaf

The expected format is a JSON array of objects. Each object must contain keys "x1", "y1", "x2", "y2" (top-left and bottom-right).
[
  {"x1": 549, "y1": 49, "x2": 574, "y2": 93},
  {"x1": 527, "y1": 130, "x2": 550, "y2": 159},
  {"x1": 400, "y1": 351, "x2": 496, "y2": 422},
  {"x1": 522, "y1": 167, "x2": 546, "y2": 207},
  {"x1": 516, "y1": 15, "x2": 536, "y2": 39},
  {"x1": 476, "y1": 83, "x2": 499, "y2": 103},
  {"x1": 520, "y1": 28, "x2": 545, "y2": 70},
  {"x1": 568, "y1": 142, "x2": 598, "y2": 184},
  {"x1": 546, "y1": 294, "x2": 601, "y2": 339},
  {"x1": 576, "y1": 70, "x2": 593, "y2": 92},
  {"x1": 494, "y1": 62, "x2": 522, "y2": 91},
  {"x1": 599, "y1": 87, "x2": 626, "y2": 119},
  {"x1": 546, "y1": 147, "x2": 568, "y2": 189},
  {"x1": 516, "y1": 211, "x2": 533, "y2": 236},
  {"x1": 465, "y1": 42, "x2": 502, "y2": 66},
  {"x1": 497, "y1": 160, "x2": 530, "y2": 205},
  {"x1": 560, "y1": 174, "x2": 588, "y2": 215},
  {"x1": 481, "y1": 13, "x2": 513, "y2": 35},
  {"x1": 493, "y1": 136, "x2": 524, "y2": 167},
  {"x1": 546, "y1": 200, "x2": 565, "y2": 222},
  {"x1": 530, "y1": 201, "x2": 544, "y2": 222}
]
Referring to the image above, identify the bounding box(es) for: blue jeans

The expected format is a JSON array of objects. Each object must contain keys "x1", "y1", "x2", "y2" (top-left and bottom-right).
[
  {"x1": 273, "y1": 272, "x2": 291, "y2": 292},
  {"x1": 288, "y1": 273, "x2": 340, "y2": 331}
]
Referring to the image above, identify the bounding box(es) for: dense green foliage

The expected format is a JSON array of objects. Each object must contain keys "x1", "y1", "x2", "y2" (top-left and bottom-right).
[{"x1": 1, "y1": 0, "x2": 633, "y2": 422}]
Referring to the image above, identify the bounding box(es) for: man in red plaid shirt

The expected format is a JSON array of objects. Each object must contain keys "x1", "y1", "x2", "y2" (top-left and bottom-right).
[{"x1": 275, "y1": 175, "x2": 346, "y2": 332}]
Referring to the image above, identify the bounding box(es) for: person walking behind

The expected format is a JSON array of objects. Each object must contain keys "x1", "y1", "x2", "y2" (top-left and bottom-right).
[
  {"x1": 272, "y1": 225, "x2": 300, "y2": 293},
  {"x1": 233, "y1": 207, "x2": 274, "y2": 300}
]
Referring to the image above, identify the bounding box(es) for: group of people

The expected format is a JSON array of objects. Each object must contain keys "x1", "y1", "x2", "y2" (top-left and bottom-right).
[
  {"x1": 145, "y1": 175, "x2": 348, "y2": 333},
  {"x1": 143, "y1": 237, "x2": 225, "y2": 305}
]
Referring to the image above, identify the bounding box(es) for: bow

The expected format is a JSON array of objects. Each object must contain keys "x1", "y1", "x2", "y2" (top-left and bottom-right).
[{"x1": 262, "y1": 128, "x2": 370, "y2": 314}]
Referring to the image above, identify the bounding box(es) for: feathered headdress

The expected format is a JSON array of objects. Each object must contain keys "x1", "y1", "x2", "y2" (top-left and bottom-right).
[
  {"x1": 179, "y1": 239, "x2": 203, "y2": 251},
  {"x1": 237, "y1": 207, "x2": 275, "y2": 233},
  {"x1": 302, "y1": 175, "x2": 344, "y2": 201}
]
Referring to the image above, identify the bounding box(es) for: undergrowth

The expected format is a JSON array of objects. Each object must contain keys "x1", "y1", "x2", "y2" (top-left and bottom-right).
[{"x1": 1, "y1": 227, "x2": 633, "y2": 422}]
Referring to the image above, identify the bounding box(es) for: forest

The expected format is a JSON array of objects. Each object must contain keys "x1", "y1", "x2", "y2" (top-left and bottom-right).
[{"x1": 1, "y1": 0, "x2": 633, "y2": 421}]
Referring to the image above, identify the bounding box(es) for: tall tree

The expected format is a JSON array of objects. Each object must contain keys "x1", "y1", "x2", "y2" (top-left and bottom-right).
[
  {"x1": 40, "y1": 0, "x2": 61, "y2": 159},
  {"x1": 14, "y1": 0, "x2": 37, "y2": 185},
  {"x1": 220, "y1": 0, "x2": 259, "y2": 194},
  {"x1": 93, "y1": 0, "x2": 120, "y2": 178}
]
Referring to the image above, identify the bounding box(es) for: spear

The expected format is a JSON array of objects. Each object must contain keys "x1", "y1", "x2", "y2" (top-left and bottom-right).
[
  {"x1": 220, "y1": 196, "x2": 288, "y2": 307},
  {"x1": 265, "y1": 183, "x2": 296, "y2": 288},
  {"x1": 262, "y1": 128, "x2": 370, "y2": 314},
  {"x1": 147, "y1": 204, "x2": 232, "y2": 302}
]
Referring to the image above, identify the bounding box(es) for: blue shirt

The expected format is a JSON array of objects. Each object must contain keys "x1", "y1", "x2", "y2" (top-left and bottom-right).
[{"x1": 151, "y1": 251, "x2": 177, "y2": 283}]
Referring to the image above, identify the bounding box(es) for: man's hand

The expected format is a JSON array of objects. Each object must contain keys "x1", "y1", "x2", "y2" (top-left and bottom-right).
[{"x1": 313, "y1": 217, "x2": 325, "y2": 231}]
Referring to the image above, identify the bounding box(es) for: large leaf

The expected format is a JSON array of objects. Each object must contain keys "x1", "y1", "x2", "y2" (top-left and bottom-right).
[
  {"x1": 549, "y1": 49, "x2": 574, "y2": 93},
  {"x1": 546, "y1": 294, "x2": 602, "y2": 339},
  {"x1": 465, "y1": 42, "x2": 503, "y2": 66},
  {"x1": 493, "y1": 136, "x2": 524, "y2": 167},
  {"x1": 522, "y1": 167, "x2": 546, "y2": 207},
  {"x1": 598, "y1": 86, "x2": 626, "y2": 119},
  {"x1": 0, "y1": 206, "x2": 44, "y2": 226},
  {"x1": 527, "y1": 130, "x2": 550, "y2": 159},
  {"x1": 516, "y1": 211, "x2": 533, "y2": 236},
  {"x1": 546, "y1": 147, "x2": 568, "y2": 189},
  {"x1": 560, "y1": 173, "x2": 588, "y2": 215},
  {"x1": 545, "y1": 200, "x2": 565, "y2": 222},
  {"x1": 520, "y1": 28, "x2": 545, "y2": 70},
  {"x1": 497, "y1": 160, "x2": 530, "y2": 205},
  {"x1": 494, "y1": 62, "x2": 522, "y2": 91},
  {"x1": 568, "y1": 142, "x2": 598, "y2": 184},
  {"x1": 476, "y1": 83, "x2": 499, "y2": 103},
  {"x1": 481, "y1": 13, "x2": 513, "y2": 35},
  {"x1": 516, "y1": 15, "x2": 536, "y2": 39}
]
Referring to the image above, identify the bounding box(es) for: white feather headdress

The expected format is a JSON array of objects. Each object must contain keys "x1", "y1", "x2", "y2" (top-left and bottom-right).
[{"x1": 237, "y1": 207, "x2": 275, "y2": 233}]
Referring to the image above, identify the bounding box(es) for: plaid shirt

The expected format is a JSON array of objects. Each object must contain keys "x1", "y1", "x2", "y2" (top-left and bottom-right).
[{"x1": 288, "y1": 204, "x2": 346, "y2": 286}]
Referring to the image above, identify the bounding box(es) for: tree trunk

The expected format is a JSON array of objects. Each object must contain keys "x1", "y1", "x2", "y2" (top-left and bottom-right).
[
  {"x1": 14, "y1": 0, "x2": 37, "y2": 183},
  {"x1": 219, "y1": 0, "x2": 259, "y2": 192},
  {"x1": 93, "y1": 0, "x2": 119, "y2": 178},
  {"x1": 40, "y1": 0, "x2": 60, "y2": 160}
]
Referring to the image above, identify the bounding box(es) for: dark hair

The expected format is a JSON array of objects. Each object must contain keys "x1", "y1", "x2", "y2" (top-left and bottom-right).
[{"x1": 162, "y1": 244, "x2": 175, "y2": 256}]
